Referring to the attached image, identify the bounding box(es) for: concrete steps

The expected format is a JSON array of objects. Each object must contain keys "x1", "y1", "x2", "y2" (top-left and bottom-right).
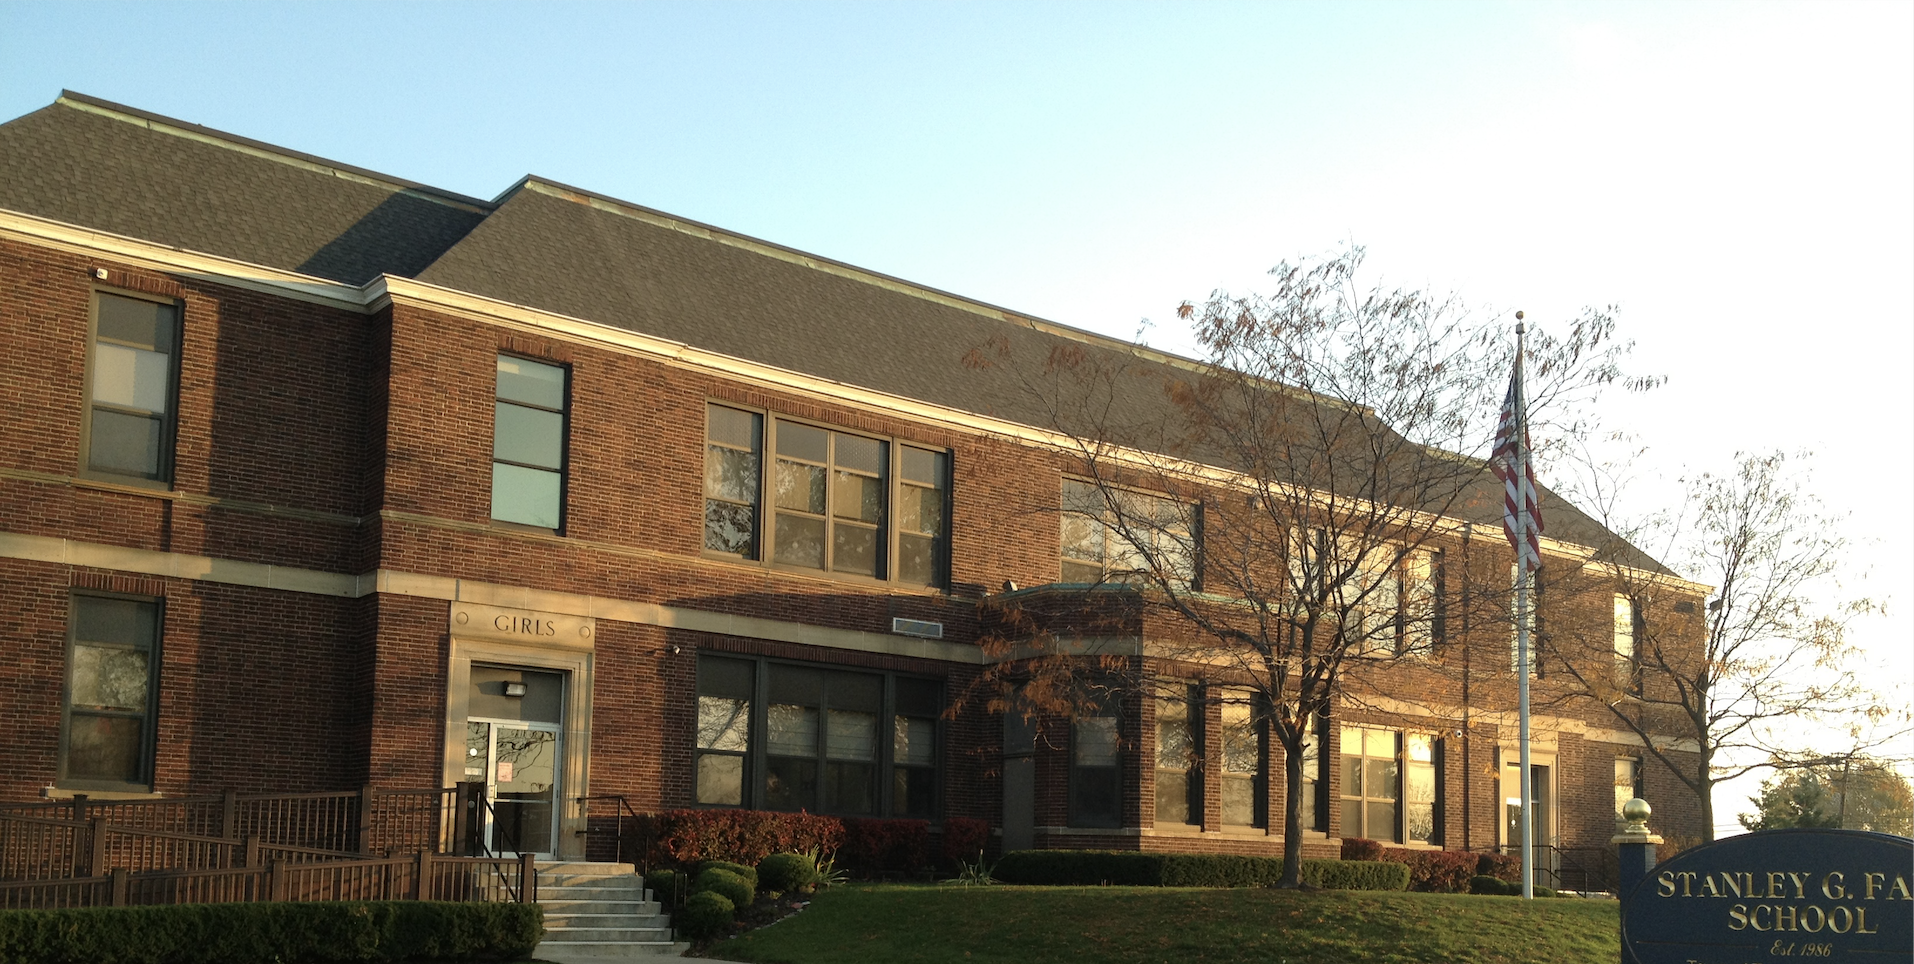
[{"x1": 533, "y1": 862, "x2": 687, "y2": 962}]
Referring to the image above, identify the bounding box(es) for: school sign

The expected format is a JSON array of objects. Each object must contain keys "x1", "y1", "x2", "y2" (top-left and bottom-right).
[{"x1": 1621, "y1": 829, "x2": 1912, "y2": 964}]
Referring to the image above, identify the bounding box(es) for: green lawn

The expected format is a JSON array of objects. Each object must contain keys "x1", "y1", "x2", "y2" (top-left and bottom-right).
[{"x1": 707, "y1": 885, "x2": 1620, "y2": 964}]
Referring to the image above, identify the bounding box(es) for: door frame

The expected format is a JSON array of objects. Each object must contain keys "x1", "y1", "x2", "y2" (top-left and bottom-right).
[{"x1": 443, "y1": 603, "x2": 595, "y2": 861}]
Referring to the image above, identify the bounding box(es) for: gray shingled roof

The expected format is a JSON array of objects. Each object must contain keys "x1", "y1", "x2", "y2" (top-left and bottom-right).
[
  {"x1": 0, "y1": 93, "x2": 489, "y2": 284},
  {"x1": 0, "y1": 92, "x2": 1657, "y2": 572}
]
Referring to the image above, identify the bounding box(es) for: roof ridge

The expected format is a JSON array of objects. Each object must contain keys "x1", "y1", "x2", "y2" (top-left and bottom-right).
[{"x1": 54, "y1": 90, "x2": 496, "y2": 214}]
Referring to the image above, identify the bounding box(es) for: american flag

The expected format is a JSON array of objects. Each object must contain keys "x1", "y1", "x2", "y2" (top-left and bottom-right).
[{"x1": 1491, "y1": 363, "x2": 1543, "y2": 572}]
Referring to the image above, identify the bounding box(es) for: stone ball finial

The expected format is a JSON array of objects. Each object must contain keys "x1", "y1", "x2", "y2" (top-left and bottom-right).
[{"x1": 1622, "y1": 797, "x2": 1651, "y2": 830}]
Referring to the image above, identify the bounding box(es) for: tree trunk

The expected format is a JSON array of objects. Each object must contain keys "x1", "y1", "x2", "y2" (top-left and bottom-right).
[{"x1": 1279, "y1": 735, "x2": 1307, "y2": 888}]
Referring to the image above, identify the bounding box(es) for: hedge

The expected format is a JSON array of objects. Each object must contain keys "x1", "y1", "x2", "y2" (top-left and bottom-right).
[
  {"x1": 757, "y1": 852, "x2": 817, "y2": 893},
  {"x1": 692, "y1": 867, "x2": 754, "y2": 910},
  {"x1": 675, "y1": 891, "x2": 734, "y2": 941},
  {"x1": 0, "y1": 900, "x2": 542, "y2": 964},
  {"x1": 630, "y1": 809, "x2": 844, "y2": 867},
  {"x1": 1339, "y1": 839, "x2": 1497, "y2": 893},
  {"x1": 840, "y1": 817, "x2": 930, "y2": 875},
  {"x1": 939, "y1": 817, "x2": 991, "y2": 866},
  {"x1": 696, "y1": 860, "x2": 759, "y2": 892},
  {"x1": 992, "y1": 850, "x2": 1409, "y2": 891}
]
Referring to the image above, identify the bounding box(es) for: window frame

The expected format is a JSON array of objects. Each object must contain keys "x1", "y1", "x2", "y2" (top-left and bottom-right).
[
  {"x1": 1613, "y1": 593, "x2": 1643, "y2": 694},
  {"x1": 1060, "y1": 478, "x2": 1201, "y2": 589},
  {"x1": 1613, "y1": 757, "x2": 1644, "y2": 826},
  {"x1": 1069, "y1": 712, "x2": 1124, "y2": 829},
  {"x1": 59, "y1": 590, "x2": 163, "y2": 792},
  {"x1": 79, "y1": 290, "x2": 183, "y2": 488},
  {"x1": 1218, "y1": 689, "x2": 1266, "y2": 828},
  {"x1": 700, "y1": 404, "x2": 953, "y2": 590},
  {"x1": 693, "y1": 654, "x2": 943, "y2": 818},
  {"x1": 1153, "y1": 685, "x2": 1201, "y2": 828},
  {"x1": 490, "y1": 354, "x2": 571, "y2": 532},
  {"x1": 1338, "y1": 724, "x2": 1403, "y2": 844}
]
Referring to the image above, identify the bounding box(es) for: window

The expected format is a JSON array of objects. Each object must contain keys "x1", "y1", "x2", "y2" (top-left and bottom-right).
[
  {"x1": 1299, "y1": 713, "x2": 1327, "y2": 832},
  {"x1": 492, "y1": 356, "x2": 567, "y2": 529},
  {"x1": 1404, "y1": 733, "x2": 1437, "y2": 844},
  {"x1": 83, "y1": 293, "x2": 180, "y2": 483},
  {"x1": 892, "y1": 678, "x2": 940, "y2": 819},
  {"x1": 1614, "y1": 758, "x2": 1643, "y2": 825},
  {"x1": 1154, "y1": 689, "x2": 1198, "y2": 827},
  {"x1": 62, "y1": 594, "x2": 160, "y2": 790},
  {"x1": 1071, "y1": 715, "x2": 1122, "y2": 827},
  {"x1": 1060, "y1": 479, "x2": 1198, "y2": 587},
  {"x1": 1291, "y1": 533, "x2": 1441, "y2": 656},
  {"x1": 695, "y1": 655, "x2": 940, "y2": 817},
  {"x1": 704, "y1": 405, "x2": 762, "y2": 556},
  {"x1": 1220, "y1": 692, "x2": 1264, "y2": 827},
  {"x1": 695, "y1": 658, "x2": 753, "y2": 806},
  {"x1": 702, "y1": 408, "x2": 950, "y2": 587},
  {"x1": 1340, "y1": 725, "x2": 1400, "y2": 843},
  {"x1": 1613, "y1": 593, "x2": 1642, "y2": 693}
]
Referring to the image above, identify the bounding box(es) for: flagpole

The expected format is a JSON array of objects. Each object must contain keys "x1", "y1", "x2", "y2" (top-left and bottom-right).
[{"x1": 1514, "y1": 317, "x2": 1534, "y2": 901}]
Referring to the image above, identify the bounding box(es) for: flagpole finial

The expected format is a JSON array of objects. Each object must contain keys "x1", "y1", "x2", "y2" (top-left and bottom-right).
[{"x1": 1515, "y1": 310, "x2": 1525, "y2": 335}]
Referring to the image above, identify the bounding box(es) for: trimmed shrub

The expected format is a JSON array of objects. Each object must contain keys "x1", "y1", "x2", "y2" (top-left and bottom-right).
[
  {"x1": 1470, "y1": 874, "x2": 1512, "y2": 895},
  {"x1": 757, "y1": 852, "x2": 817, "y2": 893},
  {"x1": 630, "y1": 809, "x2": 845, "y2": 868},
  {"x1": 644, "y1": 868, "x2": 686, "y2": 909},
  {"x1": 675, "y1": 891, "x2": 735, "y2": 941},
  {"x1": 1380, "y1": 848, "x2": 1480, "y2": 893},
  {"x1": 693, "y1": 867, "x2": 753, "y2": 909},
  {"x1": 1476, "y1": 852, "x2": 1520, "y2": 883},
  {"x1": 697, "y1": 859, "x2": 759, "y2": 892},
  {"x1": 840, "y1": 817, "x2": 930, "y2": 875},
  {"x1": 1340, "y1": 837, "x2": 1386, "y2": 861},
  {"x1": 1300, "y1": 859, "x2": 1411, "y2": 892},
  {"x1": 939, "y1": 817, "x2": 992, "y2": 867},
  {"x1": 992, "y1": 850, "x2": 1408, "y2": 892},
  {"x1": 0, "y1": 900, "x2": 541, "y2": 964}
]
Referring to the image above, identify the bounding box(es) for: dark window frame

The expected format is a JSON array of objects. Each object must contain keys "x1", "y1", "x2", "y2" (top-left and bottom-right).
[
  {"x1": 79, "y1": 289, "x2": 183, "y2": 488},
  {"x1": 1068, "y1": 711, "x2": 1124, "y2": 829},
  {"x1": 1153, "y1": 685, "x2": 1201, "y2": 827},
  {"x1": 59, "y1": 590, "x2": 163, "y2": 792},
  {"x1": 694, "y1": 654, "x2": 944, "y2": 819},
  {"x1": 1219, "y1": 689, "x2": 1267, "y2": 829},
  {"x1": 1060, "y1": 478, "x2": 1202, "y2": 590},
  {"x1": 699, "y1": 403, "x2": 953, "y2": 590},
  {"x1": 490, "y1": 354, "x2": 571, "y2": 533}
]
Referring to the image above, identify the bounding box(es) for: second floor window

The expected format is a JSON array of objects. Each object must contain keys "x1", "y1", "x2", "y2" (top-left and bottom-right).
[
  {"x1": 1060, "y1": 479, "x2": 1198, "y2": 587},
  {"x1": 702, "y1": 406, "x2": 950, "y2": 587},
  {"x1": 1613, "y1": 593, "x2": 1642, "y2": 693},
  {"x1": 491, "y1": 356, "x2": 567, "y2": 529},
  {"x1": 84, "y1": 293, "x2": 180, "y2": 483}
]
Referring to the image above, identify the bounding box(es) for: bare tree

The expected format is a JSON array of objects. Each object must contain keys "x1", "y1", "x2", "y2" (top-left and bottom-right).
[
  {"x1": 1545, "y1": 451, "x2": 1902, "y2": 841},
  {"x1": 960, "y1": 247, "x2": 1653, "y2": 886}
]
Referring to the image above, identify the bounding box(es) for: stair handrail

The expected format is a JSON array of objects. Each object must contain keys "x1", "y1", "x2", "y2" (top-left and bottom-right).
[{"x1": 574, "y1": 793, "x2": 644, "y2": 866}]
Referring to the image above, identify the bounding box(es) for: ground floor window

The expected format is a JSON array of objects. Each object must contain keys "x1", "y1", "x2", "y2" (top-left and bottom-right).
[
  {"x1": 1300, "y1": 713, "x2": 1327, "y2": 831},
  {"x1": 1154, "y1": 689, "x2": 1198, "y2": 826},
  {"x1": 61, "y1": 593, "x2": 160, "y2": 791},
  {"x1": 696, "y1": 654, "x2": 941, "y2": 817},
  {"x1": 1071, "y1": 715, "x2": 1122, "y2": 828},
  {"x1": 1340, "y1": 725, "x2": 1401, "y2": 842},
  {"x1": 1220, "y1": 691, "x2": 1264, "y2": 827}
]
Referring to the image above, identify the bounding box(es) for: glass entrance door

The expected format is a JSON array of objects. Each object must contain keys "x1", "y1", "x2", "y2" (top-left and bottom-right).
[{"x1": 465, "y1": 721, "x2": 560, "y2": 856}]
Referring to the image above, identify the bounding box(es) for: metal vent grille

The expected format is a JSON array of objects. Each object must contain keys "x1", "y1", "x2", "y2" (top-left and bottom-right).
[{"x1": 891, "y1": 617, "x2": 944, "y2": 639}]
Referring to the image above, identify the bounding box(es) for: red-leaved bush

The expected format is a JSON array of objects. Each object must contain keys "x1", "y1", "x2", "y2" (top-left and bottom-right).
[
  {"x1": 1337, "y1": 839, "x2": 1482, "y2": 892},
  {"x1": 630, "y1": 810, "x2": 844, "y2": 868},
  {"x1": 1476, "y1": 851, "x2": 1520, "y2": 883},
  {"x1": 939, "y1": 817, "x2": 991, "y2": 866},
  {"x1": 840, "y1": 817, "x2": 929, "y2": 875},
  {"x1": 1339, "y1": 837, "x2": 1386, "y2": 861}
]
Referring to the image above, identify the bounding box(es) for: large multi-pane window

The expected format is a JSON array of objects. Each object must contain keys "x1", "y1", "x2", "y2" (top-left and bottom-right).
[
  {"x1": 1071, "y1": 714, "x2": 1122, "y2": 828},
  {"x1": 695, "y1": 655, "x2": 940, "y2": 817},
  {"x1": 701, "y1": 407, "x2": 950, "y2": 587},
  {"x1": 62, "y1": 594, "x2": 161, "y2": 790},
  {"x1": 1154, "y1": 690, "x2": 1198, "y2": 827},
  {"x1": 1613, "y1": 593, "x2": 1642, "y2": 693},
  {"x1": 1288, "y1": 531, "x2": 1441, "y2": 657},
  {"x1": 491, "y1": 356, "x2": 568, "y2": 529},
  {"x1": 1060, "y1": 479, "x2": 1198, "y2": 587},
  {"x1": 1340, "y1": 725, "x2": 1401, "y2": 843},
  {"x1": 1509, "y1": 563, "x2": 1544, "y2": 675},
  {"x1": 84, "y1": 293, "x2": 180, "y2": 483}
]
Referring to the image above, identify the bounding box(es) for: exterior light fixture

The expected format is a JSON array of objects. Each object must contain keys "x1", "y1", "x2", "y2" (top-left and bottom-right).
[{"x1": 503, "y1": 682, "x2": 528, "y2": 697}]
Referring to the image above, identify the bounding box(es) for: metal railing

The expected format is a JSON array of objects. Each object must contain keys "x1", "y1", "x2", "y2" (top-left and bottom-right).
[
  {"x1": 1497, "y1": 844, "x2": 1614, "y2": 894},
  {"x1": 576, "y1": 794, "x2": 643, "y2": 866},
  {"x1": 0, "y1": 852, "x2": 536, "y2": 909}
]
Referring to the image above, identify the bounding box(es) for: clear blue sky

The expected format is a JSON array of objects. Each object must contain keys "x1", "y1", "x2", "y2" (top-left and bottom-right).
[{"x1": 5, "y1": 1, "x2": 1910, "y2": 834}]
